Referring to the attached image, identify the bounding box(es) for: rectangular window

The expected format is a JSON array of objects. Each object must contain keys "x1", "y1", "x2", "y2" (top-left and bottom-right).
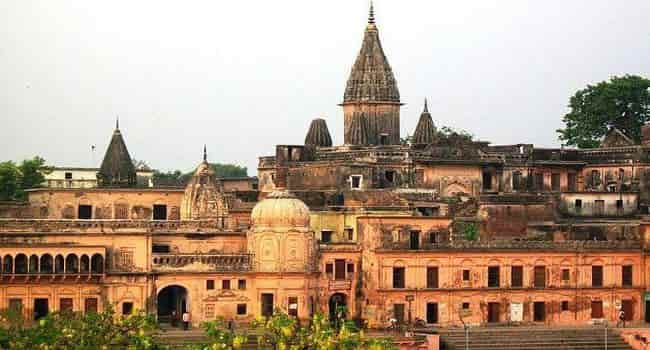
[
  {"x1": 512, "y1": 171, "x2": 523, "y2": 191},
  {"x1": 488, "y1": 266, "x2": 500, "y2": 288},
  {"x1": 568, "y1": 173, "x2": 577, "y2": 191},
  {"x1": 344, "y1": 228, "x2": 353, "y2": 241},
  {"x1": 462, "y1": 302, "x2": 470, "y2": 310},
  {"x1": 346, "y1": 263, "x2": 354, "y2": 274},
  {"x1": 237, "y1": 304, "x2": 247, "y2": 315},
  {"x1": 462, "y1": 269, "x2": 470, "y2": 281},
  {"x1": 409, "y1": 231, "x2": 420, "y2": 250},
  {"x1": 535, "y1": 173, "x2": 544, "y2": 191},
  {"x1": 592, "y1": 266, "x2": 603, "y2": 287},
  {"x1": 60, "y1": 298, "x2": 73, "y2": 313},
  {"x1": 385, "y1": 170, "x2": 395, "y2": 184},
  {"x1": 394, "y1": 304, "x2": 405, "y2": 323},
  {"x1": 222, "y1": 279, "x2": 231, "y2": 290},
  {"x1": 426, "y1": 267, "x2": 439, "y2": 289},
  {"x1": 561, "y1": 301, "x2": 569, "y2": 311},
  {"x1": 392, "y1": 267, "x2": 405, "y2": 289},
  {"x1": 325, "y1": 263, "x2": 333, "y2": 274},
  {"x1": 153, "y1": 204, "x2": 167, "y2": 220},
  {"x1": 616, "y1": 199, "x2": 624, "y2": 209},
  {"x1": 511, "y1": 266, "x2": 523, "y2": 287},
  {"x1": 65, "y1": 172, "x2": 73, "y2": 180},
  {"x1": 321, "y1": 230, "x2": 332, "y2": 243},
  {"x1": 122, "y1": 302, "x2": 133, "y2": 316},
  {"x1": 152, "y1": 244, "x2": 170, "y2": 253},
  {"x1": 551, "y1": 173, "x2": 560, "y2": 191},
  {"x1": 288, "y1": 297, "x2": 298, "y2": 318},
  {"x1": 575, "y1": 199, "x2": 582, "y2": 209},
  {"x1": 350, "y1": 175, "x2": 362, "y2": 189},
  {"x1": 206, "y1": 280, "x2": 215, "y2": 290},
  {"x1": 562, "y1": 268, "x2": 570, "y2": 282},
  {"x1": 534, "y1": 266, "x2": 546, "y2": 288},
  {"x1": 238, "y1": 279, "x2": 247, "y2": 290},
  {"x1": 482, "y1": 171, "x2": 492, "y2": 191},
  {"x1": 426, "y1": 303, "x2": 438, "y2": 324},
  {"x1": 78, "y1": 205, "x2": 92, "y2": 219},
  {"x1": 335, "y1": 259, "x2": 346, "y2": 280},
  {"x1": 533, "y1": 302, "x2": 545, "y2": 322},
  {"x1": 622, "y1": 265, "x2": 633, "y2": 287},
  {"x1": 594, "y1": 200, "x2": 605, "y2": 216},
  {"x1": 84, "y1": 298, "x2": 98, "y2": 314}
]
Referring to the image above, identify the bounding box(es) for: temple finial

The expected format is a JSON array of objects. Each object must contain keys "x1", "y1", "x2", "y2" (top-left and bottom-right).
[
  {"x1": 116, "y1": 116, "x2": 119, "y2": 130},
  {"x1": 424, "y1": 98, "x2": 429, "y2": 113},
  {"x1": 203, "y1": 144, "x2": 207, "y2": 162},
  {"x1": 368, "y1": 1, "x2": 375, "y2": 24}
]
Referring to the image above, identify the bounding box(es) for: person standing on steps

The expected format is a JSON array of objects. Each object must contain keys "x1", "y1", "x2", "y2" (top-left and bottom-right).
[
  {"x1": 617, "y1": 308, "x2": 626, "y2": 328},
  {"x1": 182, "y1": 311, "x2": 190, "y2": 330}
]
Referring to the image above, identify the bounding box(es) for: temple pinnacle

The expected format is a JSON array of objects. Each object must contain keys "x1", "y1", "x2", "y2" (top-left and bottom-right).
[
  {"x1": 203, "y1": 144, "x2": 207, "y2": 162},
  {"x1": 368, "y1": 1, "x2": 375, "y2": 24},
  {"x1": 116, "y1": 116, "x2": 119, "y2": 130},
  {"x1": 424, "y1": 98, "x2": 429, "y2": 113}
]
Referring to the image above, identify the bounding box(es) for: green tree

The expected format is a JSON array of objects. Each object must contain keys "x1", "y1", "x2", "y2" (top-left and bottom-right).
[
  {"x1": 0, "y1": 161, "x2": 19, "y2": 201},
  {"x1": 557, "y1": 75, "x2": 650, "y2": 148}
]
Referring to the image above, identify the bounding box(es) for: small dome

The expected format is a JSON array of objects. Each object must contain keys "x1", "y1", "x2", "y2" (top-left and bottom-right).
[{"x1": 251, "y1": 189, "x2": 310, "y2": 229}]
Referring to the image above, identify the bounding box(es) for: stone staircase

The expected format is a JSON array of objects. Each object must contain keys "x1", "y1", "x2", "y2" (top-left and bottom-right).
[
  {"x1": 155, "y1": 328, "x2": 260, "y2": 349},
  {"x1": 438, "y1": 327, "x2": 632, "y2": 350}
]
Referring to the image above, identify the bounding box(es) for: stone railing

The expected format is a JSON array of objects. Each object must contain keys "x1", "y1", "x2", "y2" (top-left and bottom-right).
[
  {"x1": 151, "y1": 253, "x2": 253, "y2": 272},
  {"x1": 0, "y1": 219, "x2": 246, "y2": 234},
  {"x1": 380, "y1": 239, "x2": 642, "y2": 251}
]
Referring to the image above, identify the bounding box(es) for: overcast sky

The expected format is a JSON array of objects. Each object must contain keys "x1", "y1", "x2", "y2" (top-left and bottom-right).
[{"x1": 1, "y1": 1, "x2": 649, "y2": 174}]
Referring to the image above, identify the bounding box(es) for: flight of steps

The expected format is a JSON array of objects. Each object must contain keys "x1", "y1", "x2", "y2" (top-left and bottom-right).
[
  {"x1": 155, "y1": 329, "x2": 260, "y2": 350},
  {"x1": 438, "y1": 327, "x2": 632, "y2": 350}
]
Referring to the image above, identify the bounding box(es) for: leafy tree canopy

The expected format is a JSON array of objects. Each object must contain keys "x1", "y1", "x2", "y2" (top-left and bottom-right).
[
  {"x1": 0, "y1": 156, "x2": 51, "y2": 201},
  {"x1": 557, "y1": 75, "x2": 650, "y2": 148},
  {"x1": 153, "y1": 163, "x2": 248, "y2": 186}
]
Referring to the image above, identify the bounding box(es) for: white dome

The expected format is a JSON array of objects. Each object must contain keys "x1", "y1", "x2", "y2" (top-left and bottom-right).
[{"x1": 250, "y1": 190, "x2": 310, "y2": 229}]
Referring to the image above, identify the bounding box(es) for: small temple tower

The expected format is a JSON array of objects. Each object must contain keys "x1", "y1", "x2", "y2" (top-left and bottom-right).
[
  {"x1": 304, "y1": 118, "x2": 333, "y2": 147},
  {"x1": 97, "y1": 120, "x2": 137, "y2": 187},
  {"x1": 412, "y1": 99, "x2": 437, "y2": 145},
  {"x1": 342, "y1": 3, "x2": 401, "y2": 146},
  {"x1": 180, "y1": 146, "x2": 229, "y2": 225}
]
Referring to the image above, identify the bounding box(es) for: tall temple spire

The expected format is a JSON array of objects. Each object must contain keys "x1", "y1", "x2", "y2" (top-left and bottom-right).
[
  {"x1": 203, "y1": 144, "x2": 207, "y2": 162},
  {"x1": 305, "y1": 118, "x2": 333, "y2": 147},
  {"x1": 412, "y1": 98, "x2": 437, "y2": 145},
  {"x1": 97, "y1": 122, "x2": 137, "y2": 187},
  {"x1": 342, "y1": 2, "x2": 401, "y2": 145}
]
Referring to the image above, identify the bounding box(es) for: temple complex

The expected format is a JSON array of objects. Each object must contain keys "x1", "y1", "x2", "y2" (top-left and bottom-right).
[{"x1": 3, "y1": 5, "x2": 650, "y2": 330}]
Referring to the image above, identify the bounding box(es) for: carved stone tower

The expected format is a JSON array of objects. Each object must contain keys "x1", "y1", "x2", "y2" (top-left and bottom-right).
[
  {"x1": 97, "y1": 119, "x2": 137, "y2": 187},
  {"x1": 180, "y1": 146, "x2": 229, "y2": 225},
  {"x1": 342, "y1": 3, "x2": 401, "y2": 146}
]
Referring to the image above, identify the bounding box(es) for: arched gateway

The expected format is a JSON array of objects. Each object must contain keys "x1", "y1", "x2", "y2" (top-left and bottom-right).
[
  {"x1": 157, "y1": 285, "x2": 188, "y2": 326},
  {"x1": 329, "y1": 293, "x2": 348, "y2": 321}
]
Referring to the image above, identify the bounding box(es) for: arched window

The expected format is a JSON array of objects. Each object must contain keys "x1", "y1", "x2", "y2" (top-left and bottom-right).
[
  {"x1": 65, "y1": 254, "x2": 79, "y2": 274},
  {"x1": 40, "y1": 254, "x2": 53, "y2": 274},
  {"x1": 80, "y1": 255, "x2": 90, "y2": 274},
  {"x1": 29, "y1": 254, "x2": 39, "y2": 273},
  {"x1": 91, "y1": 254, "x2": 104, "y2": 274},
  {"x1": 2, "y1": 255, "x2": 13, "y2": 274},
  {"x1": 15, "y1": 254, "x2": 27, "y2": 274},
  {"x1": 55, "y1": 255, "x2": 64, "y2": 274}
]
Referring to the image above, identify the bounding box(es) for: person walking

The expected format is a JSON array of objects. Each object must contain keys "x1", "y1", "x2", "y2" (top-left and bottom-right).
[
  {"x1": 617, "y1": 309, "x2": 626, "y2": 328},
  {"x1": 182, "y1": 311, "x2": 190, "y2": 330},
  {"x1": 171, "y1": 309, "x2": 177, "y2": 327}
]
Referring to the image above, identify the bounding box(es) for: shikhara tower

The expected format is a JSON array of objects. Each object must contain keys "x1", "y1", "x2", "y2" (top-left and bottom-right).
[{"x1": 342, "y1": 3, "x2": 401, "y2": 146}]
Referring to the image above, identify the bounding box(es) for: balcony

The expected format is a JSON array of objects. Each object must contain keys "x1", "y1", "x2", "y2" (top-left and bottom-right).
[
  {"x1": 0, "y1": 219, "x2": 246, "y2": 234},
  {"x1": 151, "y1": 253, "x2": 252, "y2": 272},
  {"x1": 0, "y1": 247, "x2": 105, "y2": 283}
]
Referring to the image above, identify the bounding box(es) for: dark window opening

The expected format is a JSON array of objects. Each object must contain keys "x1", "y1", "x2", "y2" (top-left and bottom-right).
[
  {"x1": 385, "y1": 170, "x2": 395, "y2": 184},
  {"x1": 321, "y1": 230, "x2": 332, "y2": 243},
  {"x1": 535, "y1": 173, "x2": 544, "y2": 191},
  {"x1": 561, "y1": 301, "x2": 569, "y2": 311},
  {"x1": 206, "y1": 280, "x2": 215, "y2": 290},
  {"x1": 592, "y1": 265, "x2": 603, "y2": 287},
  {"x1": 568, "y1": 173, "x2": 577, "y2": 191},
  {"x1": 512, "y1": 171, "x2": 523, "y2": 191},
  {"x1": 511, "y1": 266, "x2": 523, "y2": 287},
  {"x1": 261, "y1": 293, "x2": 274, "y2": 317},
  {"x1": 482, "y1": 171, "x2": 492, "y2": 191},
  {"x1": 488, "y1": 266, "x2": 500, "y2": 288},
  {"x1": 325, "y1": 263, "x2": 333, "y2": 274},
  {"x1": 426, "y1": 267, "x2": 439, "y2": 289},
  {"x1": 153, "y1": 205, "x2": 167, "y2": 220},
  {"x1": 379, "y1": 134, "x2": 389, "y2": 145},
  {"x1": 462, "y1": 269, "x2": 470, "y2": 281},
  {"x1": 409, "y1": 231, "x2": 420, "y2": 250},
  {"x1": 78, "y1": 205, "x2": 92, "y2": 219},
  {"x1": 591, "y1": 300, "x2": 603, "y2": 318},
  {"x1": 487, "y1": 302, "x2": 500, "y2": 323},
  {"x1": 616, "y1": 199, "x2": 624, "y2": 209},
  {"x1": 84, "y1": 298, "x2": 98, "y2": 314},
  {"x1": 575, "y1": 199, "x2": 582, "y2": 209},
  {"x1": 426, "y1": 303, "x2": 438, "y2": 324},
  {"x1": 350, "y1": 175, "x2": 362, "y2": 189},
  {"x1": 344, "y1": 228, "x2": 354, "y2": 241},
  {"x1": 152, "y1": 244, "x2": 170, "y2": 253},
  {"x1": 346, "y1": 263, "x2": 354, "y2": 274},
  {"x1": 394, "y1": 304, "x2": 405, "y2": 324},
  {"x1": 222, "y1": 279, "x2": 231, "y2": 290},
  {"x1": 534, "y1": 266, "x2": 546, "y2": 288},
  {"x1": 122, "y1": 302, "x2": 133, "y2": 315},
  {"x1": 64, "y1": 172, "x2": 73, "y2": 180},
  {"x1": 562, "y1": 268, "x2": 570, "y2": 282},
  {"x1": 533, "y1": 302, "x2": 545, "y2": 322},
  {"x1": 623, "y1": 265, "x2": 633, "y2": 287},
  {"x1": 288, "y1": 297, "x2": 298, "y2": 317},
  {"x1": 238, "y1": 279, "x2": 247, "y2": 290},
  {"x1": 335, "y1": 259, "x2": 346, "y2": 280},
  {"x1": 60, "y1": 298, "x2": 73, "y2": 313},
  {"x1": 393, "y1": 267, "x2": 405, "y2": 289},
  {"x1": 34, "y1": 298, "x2": 49, "y2": 320},
  {"x1": 594, "y1": 200, "x2": 605, "y2": 216},
  {"x1": 237, "y1": 303, "x2": 247, "y2": 315},
  {"x1": 462, "y1": 302, "x2": 470, "y2": 310}
]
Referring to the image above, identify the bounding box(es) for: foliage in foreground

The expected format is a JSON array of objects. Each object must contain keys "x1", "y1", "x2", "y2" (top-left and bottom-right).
[
  {"x1": 0, "y1": 307, "x2": 162, "y2": 350},
  {"x1": 187, "y1": 310, "x2": 396, "y2": 350}
]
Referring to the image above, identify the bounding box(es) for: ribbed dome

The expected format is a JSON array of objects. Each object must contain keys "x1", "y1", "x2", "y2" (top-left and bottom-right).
[
  {"x1": 251, "y1": 189, "x2": 310, "y2": 229},
  {"x1": 305, "y1": 118, "x2": 333, "y2": 147},
  {"x1": 412, "y1": 99, "x2": 437, "y2": 145}
]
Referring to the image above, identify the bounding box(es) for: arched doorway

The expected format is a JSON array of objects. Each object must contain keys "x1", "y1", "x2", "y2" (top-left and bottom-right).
[
  {"x1": 329, "y1": 293, "x2": 347, "y2": 321},
  {"x1": 157, "y1": 285, "x2": 188, "y2": 327}
]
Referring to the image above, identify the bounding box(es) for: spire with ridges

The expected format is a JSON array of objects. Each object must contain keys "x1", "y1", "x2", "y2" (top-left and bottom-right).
[
  {"x1": 305, "y1": 118, "x2": 333, "y2": 147},
  {"x1": 347, "y1": 112, "x2": 369, "y2": 145},
  {"x1": 412, "y1": 98, "x2": 437, "y2": 145},
  {"x1": 97, "y1": 123, "x2": 137, "y2": 187}
]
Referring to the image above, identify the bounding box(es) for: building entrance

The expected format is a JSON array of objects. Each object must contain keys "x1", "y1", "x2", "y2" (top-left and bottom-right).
[{"x1": 157, "y1": 285, "x2": 188, "y2": 326}]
